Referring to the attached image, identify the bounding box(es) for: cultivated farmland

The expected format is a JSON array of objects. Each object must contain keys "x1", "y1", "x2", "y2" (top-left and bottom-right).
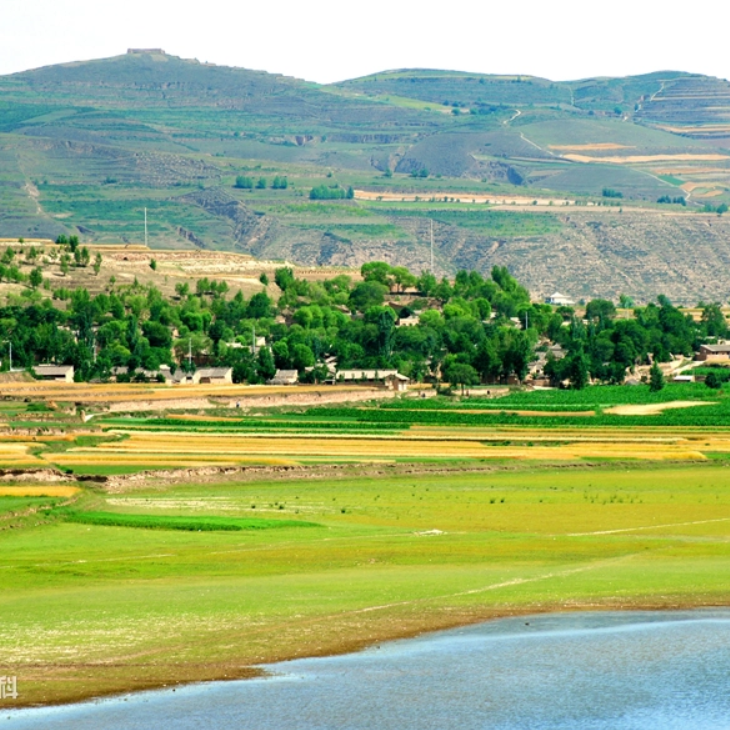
[{"x1": 1, "y1": 380, "x2": 730, "y2": 707}]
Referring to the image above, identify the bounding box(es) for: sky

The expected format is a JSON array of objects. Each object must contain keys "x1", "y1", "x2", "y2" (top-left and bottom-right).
[{"x1": 1, "y1": 0, "x2": 728, "y2": 84}]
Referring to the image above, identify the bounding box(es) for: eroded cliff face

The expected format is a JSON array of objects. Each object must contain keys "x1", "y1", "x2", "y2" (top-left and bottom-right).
[{"x1": 242, "y1": 209, "x2": 730, "y2": 305}]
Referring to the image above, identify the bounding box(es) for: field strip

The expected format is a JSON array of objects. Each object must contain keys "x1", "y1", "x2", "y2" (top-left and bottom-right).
[
  {"x1": 0, "y1": 553, "x2": 176, "y2": 570},
  {"x1": 563, "y1": 153, "x2": 730, "y2": 164},
  {"x1": 603, "y1": 401, "x2": 714, "y2": 416},
  {"x1": 567, "y1": 516, "x2": 730, "y2": 537},
  {"x1": 101, "y1": 429, "x2": 692, "y2": 444},
  {"x1": 0, "y1": 531, "x2": 428, "y2": 569},
  {"x1": 0, "y1": 486, "x2": 80, "y2": 497}
]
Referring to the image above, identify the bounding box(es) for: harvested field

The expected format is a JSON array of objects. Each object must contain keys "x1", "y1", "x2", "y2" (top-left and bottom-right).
[
  {"x1": 49, "y1": 429, "x2": 711, "y2": 470},
  {"x1": 354, "y1": 190, "x2": 576, "y2": 206},
  {"x1": 0, "y1": 486, "x2": 80, "y2": 497},
  {"x1": 563, "y1": 153, "x2": 730, "y2": 164}
]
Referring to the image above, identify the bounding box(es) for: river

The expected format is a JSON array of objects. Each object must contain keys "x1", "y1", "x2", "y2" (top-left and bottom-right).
[{"x1": 6, "y1": 609, "x2": 730, "y2": 729}]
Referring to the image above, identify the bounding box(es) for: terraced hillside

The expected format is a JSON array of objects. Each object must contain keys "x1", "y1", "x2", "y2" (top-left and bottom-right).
[{"x1": 0, "y1": 52, "x2": 729, "y2": 302}]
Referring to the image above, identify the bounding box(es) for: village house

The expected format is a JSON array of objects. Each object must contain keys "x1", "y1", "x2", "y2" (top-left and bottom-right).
[
  {"x1": 696, "y1": 344, "x2": 730, "y2": 362},
  {"x1": 545, "y1": 292, "x2": 575, "y2": 306},
  {"x1": 267, "y1": 369, "x2": 299, "y2": 386},
  {"x1": 191, "y1": 367, "x2": 233, "y2": 385},
  {"x1": 334, "y1": 369, "x2": 410, "y2": 392},
  {"x1": 34, "y1": 364, "x2": 74, "y2": 382}
]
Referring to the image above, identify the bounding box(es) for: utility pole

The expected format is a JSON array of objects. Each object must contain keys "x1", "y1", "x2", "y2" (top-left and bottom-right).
[
  {"x1": 252, "y1": 326, "x2": 256, "y2": 356},
  {"x1": 144, "y1": 208, "x2": 148, "y2": 247},
  {"x1": 188, "y1": 337, "x2": 192, "y2": 370},
  {"x1": 430, "y1": 219, "x2": 434, "y2": 274}
]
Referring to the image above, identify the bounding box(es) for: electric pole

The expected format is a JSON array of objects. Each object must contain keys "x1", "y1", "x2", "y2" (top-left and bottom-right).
[{"x1": 430, "y1": 219, "x2": 434, "y2": 274}]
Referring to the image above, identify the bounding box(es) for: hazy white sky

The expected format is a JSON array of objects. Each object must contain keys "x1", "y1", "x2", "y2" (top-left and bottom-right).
[{"x1": 1, "y1": 0, "x2": 728, "y2": 84}]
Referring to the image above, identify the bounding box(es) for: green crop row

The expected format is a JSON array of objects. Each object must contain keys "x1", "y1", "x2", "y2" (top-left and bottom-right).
[
  {"x1": 382, "y1": 384, "x2": 718, "y2": 411},
  {"x1": 60, "y1": 510, "x2": 319, "y2": 532},
  {"x1": 101, "y1": 418, "x2": 405, "y2": 432}
]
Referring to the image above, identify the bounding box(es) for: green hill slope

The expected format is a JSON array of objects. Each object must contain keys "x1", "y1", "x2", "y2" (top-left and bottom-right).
[{"x1": 0, "y1": 52, "x2": 729, "y2": 303}]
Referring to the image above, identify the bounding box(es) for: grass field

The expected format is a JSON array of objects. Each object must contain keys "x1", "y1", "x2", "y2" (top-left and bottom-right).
[{"x1": 1, "y1": 461, "x2": 729, "y2": 707}]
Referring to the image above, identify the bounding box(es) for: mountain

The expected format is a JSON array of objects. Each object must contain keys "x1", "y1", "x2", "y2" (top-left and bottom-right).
[{"x1": 0, "y1": 51, "x2": 729, "y2": 303}]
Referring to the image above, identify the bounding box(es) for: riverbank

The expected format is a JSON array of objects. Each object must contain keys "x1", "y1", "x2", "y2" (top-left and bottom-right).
[{"x1": 10, "y1": 610, "x2": 730, "y2": 729}]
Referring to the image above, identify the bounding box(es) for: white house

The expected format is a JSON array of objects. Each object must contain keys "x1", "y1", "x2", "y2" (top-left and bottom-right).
[
  {"x1": 546, "y1": 292, "x2": 575, "y2": 306},
  {"x1": 34, "y1": 364, "x2": 74, "y2": 382},
  {"x1": 334, "y1": 369, "x2": 410, "y2": 392},
  {"x1": 191, "y1": 367, "x2": 233, "y2": 384}
]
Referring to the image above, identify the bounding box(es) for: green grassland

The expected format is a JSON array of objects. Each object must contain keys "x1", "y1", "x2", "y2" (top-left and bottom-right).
[{"x1": 1, "y1": 460, "x2": 729, "y2": 706}]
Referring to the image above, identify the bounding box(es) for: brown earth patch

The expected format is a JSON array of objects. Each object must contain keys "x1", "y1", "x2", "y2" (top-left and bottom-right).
[
  {"x1": 605, "y1": 400, "x2": 713, "y2": 416},
  {"x1": 548, "y1": 143, "x2": 635, "y2": 151},
  {"x1": 564, "y1": 153, "x2": 730, "y2": 165}
]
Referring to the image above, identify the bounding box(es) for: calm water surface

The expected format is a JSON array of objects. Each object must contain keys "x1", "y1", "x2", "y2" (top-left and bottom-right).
[{"x1": 6, "y1": 610, "x2": 730, "y2": 729}]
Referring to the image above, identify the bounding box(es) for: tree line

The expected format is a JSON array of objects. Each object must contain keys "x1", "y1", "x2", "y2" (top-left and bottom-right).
[{"x1": 0, "y1": 259, "x2": 725, "y2": 389}]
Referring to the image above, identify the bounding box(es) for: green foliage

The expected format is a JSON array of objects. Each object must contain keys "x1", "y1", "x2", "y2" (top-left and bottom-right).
[
  {"x1": 657, "y1": 195, "x2": 686, "y2": 206},
  {"x1": 602, "y1": 188, "x2": 623, "y2": 199},
  {"x1": 235, "y1": 176, "x2": 254, "y2": 189},
  {"x1": 309, "y1": 185, "x2": 348, "y2": 200}
]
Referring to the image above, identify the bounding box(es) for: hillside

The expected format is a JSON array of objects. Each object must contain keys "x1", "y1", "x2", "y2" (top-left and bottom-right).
[{"x1": 0, "y1": 52, "x2": 729, "y2": 303}]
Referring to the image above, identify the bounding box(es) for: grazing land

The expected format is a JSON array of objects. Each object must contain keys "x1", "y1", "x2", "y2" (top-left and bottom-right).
[{"x1": 1, "y1": 381, "x2": 730, "y2": 707}]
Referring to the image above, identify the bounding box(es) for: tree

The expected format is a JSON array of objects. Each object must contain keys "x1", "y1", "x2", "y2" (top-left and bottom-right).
[
  {"x1": 444, "y1": 362, "x2": 479, "y2": 395},
  {"x1": 618, "y1": 294, "x2": 634, "y2": 309},
  {"x1": 349, "y1": 281, "x2": 387, "y2": 311},
  {"x1": 256, "y1": 177, "x2": 267, "y2": 189},
  {"x1": 29, "y1": 267, "x2": 43, "y2": 289},
  {"x1": 93, "y1": 252, "x2": 102, "y2": 276},
  {"x1": 361, "y1": 261, "x2": 392, "y2": 286},
  {"x1": 649, "y1": 361, "x2": 665, "y2": 392},
  {"x1": 259, "y1": 272, "x2": 269, "y2": 287},
  {"x1": 60, "y1": 253, "x2": 71, "y2": 276},
  {"x1": 149, "y1": 259, "x2": 157, "y2": 271},
  {"x1": 274, "y1": 267, "x2": 295, "y2": 291},
  {"x1": 256, "y1": 347, "x2": 276, "y2": 381},
  {"x1": 567, "y1": 349, "x2": 590, "y2": 390},
  {"x1": 585, "y1": 299, "x2": 616, "y2": 324},
  {"x1": 234, "y1": 176, "x2": 254, "y2": 189}
]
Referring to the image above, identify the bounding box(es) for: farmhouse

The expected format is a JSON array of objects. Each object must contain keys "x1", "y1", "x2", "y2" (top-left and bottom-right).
[
  {"x1": 267, "y1": 369, "x2": 299, "y2": 386},
  {"x1": 696, "y1": 344, "x2": 730, "y2": 361},
  {"x1": 191, "y1": 367, "x2": 233, "y2": 384},
  {"x1": 34, "y1": 364, "x2": 74, "y2": 382},
  {"x1": 545, "y1": 292, "x2": 574, "y2": 306},
  {"x1": 335, "y1": 369, "x2": 410, "y2": 392}
]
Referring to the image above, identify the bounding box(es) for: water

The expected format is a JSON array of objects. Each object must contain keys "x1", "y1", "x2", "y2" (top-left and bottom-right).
[{"x1": 6, "y1": 610, "x2": 730, "y2": 729}]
